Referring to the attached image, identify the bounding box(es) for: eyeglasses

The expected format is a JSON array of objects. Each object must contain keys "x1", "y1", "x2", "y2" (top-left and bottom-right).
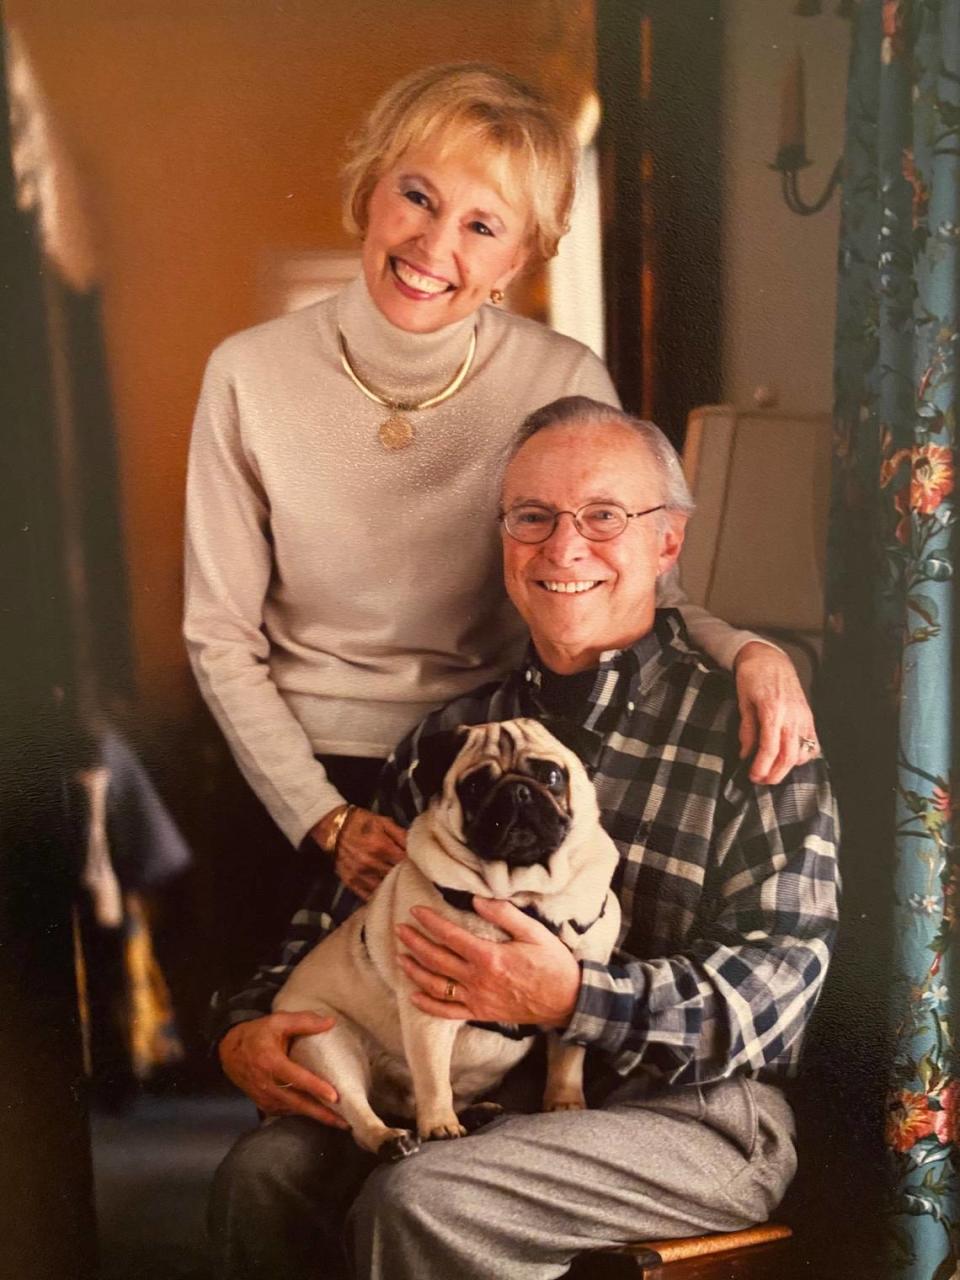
[{"x1": 499, "y1": 502, "x2": 666, "y2": 544}]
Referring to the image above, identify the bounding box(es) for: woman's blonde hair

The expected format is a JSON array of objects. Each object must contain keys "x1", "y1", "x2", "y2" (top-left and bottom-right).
[{"x1": 342, "y1": 63, "x2": 578, "y2": 264}]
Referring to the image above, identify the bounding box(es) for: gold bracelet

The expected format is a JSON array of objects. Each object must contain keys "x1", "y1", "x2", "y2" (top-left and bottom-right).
[{"x1": 320, "y1": 803, "x2": 356, "y2": 855}]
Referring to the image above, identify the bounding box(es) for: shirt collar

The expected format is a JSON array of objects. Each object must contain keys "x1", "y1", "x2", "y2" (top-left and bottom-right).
[{"x1": 518, "y1": 607, "x2": 692, "y2": 718}]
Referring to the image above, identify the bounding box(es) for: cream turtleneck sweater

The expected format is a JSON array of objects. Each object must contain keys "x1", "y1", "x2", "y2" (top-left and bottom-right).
[{"x1": 184, "y1": 276, "x2": 755, "y2": 846}]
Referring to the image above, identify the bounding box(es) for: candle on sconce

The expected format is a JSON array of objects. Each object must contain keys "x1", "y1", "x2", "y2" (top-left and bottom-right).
[
  {"x1": 775, "y1": 50, "x2": 809, "y2": 168},
  {"x1": 770, "y1": 41, "x2": 842, "y2": 212}
]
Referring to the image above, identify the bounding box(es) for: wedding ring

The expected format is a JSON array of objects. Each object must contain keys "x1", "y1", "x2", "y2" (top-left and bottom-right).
[
  {"x1": 443, "y1": 979, "x2": 458, "y2": 1002},
  {"x1": 275, "y1": 1080, "x2": 295, "y2": 1089},
  {"x1": 800, "y1": 736, "x2": 818, "y2": 753}
]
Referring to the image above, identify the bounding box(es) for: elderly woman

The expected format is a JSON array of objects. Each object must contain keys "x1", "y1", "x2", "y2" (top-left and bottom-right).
[{"x1": 184, "y1": 63, "x2": 815, "y2": 906}]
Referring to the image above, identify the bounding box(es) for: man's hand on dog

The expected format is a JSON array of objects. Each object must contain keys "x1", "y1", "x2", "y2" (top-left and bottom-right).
[
  {"x1": 395, "y1": 899, "x2": 581, "y2": 1029},
  {"x1": 218, "y1": 1012, "x2": 348, "y2": 1127}
]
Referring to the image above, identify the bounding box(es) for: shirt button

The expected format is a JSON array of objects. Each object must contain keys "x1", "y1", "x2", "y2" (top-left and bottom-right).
[
  {"x1": 627, "y1": 701, "x2": 635, "y2": 712},
  {"x1": 525, "y1": 670, "x2": 533, "y2": 682}
]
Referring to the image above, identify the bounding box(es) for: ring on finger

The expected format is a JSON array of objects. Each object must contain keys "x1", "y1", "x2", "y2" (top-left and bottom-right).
[
  {"x1": 274, "y1": 1079, "x2": 295, "y2": 1089},
  {"x1": 799, "y1": 736, "x2": 818, "y2": 753},
  {"x1": 443, "y1": 978, "x2": 458, "y2": 1002}
]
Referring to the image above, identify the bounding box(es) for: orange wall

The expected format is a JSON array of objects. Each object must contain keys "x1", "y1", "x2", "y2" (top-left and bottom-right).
[{"x1": 9, "y1": 0, "x2": 595, "y2": 723}]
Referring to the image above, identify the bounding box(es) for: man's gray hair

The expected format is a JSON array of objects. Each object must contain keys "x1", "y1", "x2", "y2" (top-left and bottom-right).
[{"x1": 501, "y1": 396, "x2": 696, "y2": 522}]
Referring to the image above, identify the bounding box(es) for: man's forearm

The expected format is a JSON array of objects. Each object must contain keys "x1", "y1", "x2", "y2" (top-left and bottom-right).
[
  {"x1": 562, "y1": 929, "x2": 835, "y2": 1084},
  {"x1": 562, "y1": 762, "x2": 840, "y2": 1083}
]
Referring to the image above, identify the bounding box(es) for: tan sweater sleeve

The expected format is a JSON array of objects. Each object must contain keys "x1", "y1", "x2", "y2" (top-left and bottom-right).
[
  {"x1": 572, "y1": 347, "x2": 620, "y2": 406},
  {"x1": 183, "y1": 352, "x2": 344, "y2": 846}
]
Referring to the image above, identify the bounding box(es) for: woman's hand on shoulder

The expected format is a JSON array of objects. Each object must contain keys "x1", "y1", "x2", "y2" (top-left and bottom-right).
[
  {"x1": 733, "y1": 641, "x2": 819, "y2": 785},
  {"x1": 309, "y1": 806, "x2": 406, "y2": 901},
  {"x1": 218, "y1": 1012, "x2": 348, "y2": 1127}
]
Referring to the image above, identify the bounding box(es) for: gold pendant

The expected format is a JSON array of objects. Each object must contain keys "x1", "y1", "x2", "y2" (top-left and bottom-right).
[{"x1": 378, "y1": 414, "x2": 415, "y2": 451}]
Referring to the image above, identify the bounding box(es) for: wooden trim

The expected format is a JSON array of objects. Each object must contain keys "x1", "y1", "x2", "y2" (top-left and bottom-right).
[{"x1": 607, "y1": 1223, "x2": 793, "y2": 1267}]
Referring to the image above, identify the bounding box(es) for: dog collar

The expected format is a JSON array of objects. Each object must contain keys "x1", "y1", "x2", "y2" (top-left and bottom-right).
[
  {"x1": 468, "y1": 1019, "x2": 538, "y2": 1040},
  {"x1": 432, "y1": 882, "x2": 607, "y2": 938}
]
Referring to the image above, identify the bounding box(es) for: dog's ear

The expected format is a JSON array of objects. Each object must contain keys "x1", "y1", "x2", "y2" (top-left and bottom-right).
[
  {"x1": 410, "y1": 727, "x2": 468, "y2": 803},
  {"x1": 538, "y1": 716, "x2": 604, "y2": 772}
]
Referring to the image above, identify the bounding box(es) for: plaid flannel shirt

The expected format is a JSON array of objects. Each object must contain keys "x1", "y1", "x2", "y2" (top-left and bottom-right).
[{"x1": 211, "y1": 610, "x2": 840, "y2": 1087}]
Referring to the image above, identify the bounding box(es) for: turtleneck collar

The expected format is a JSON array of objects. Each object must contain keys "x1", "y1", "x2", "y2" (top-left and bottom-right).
[{"x1": 336, "y1": 272, "x2": 478, "y2": 402}]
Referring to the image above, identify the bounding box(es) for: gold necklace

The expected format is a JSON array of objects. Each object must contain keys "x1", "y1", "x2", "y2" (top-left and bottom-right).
[{"x1": 337, "y1": 326, "x2": 478, "y2": 451}]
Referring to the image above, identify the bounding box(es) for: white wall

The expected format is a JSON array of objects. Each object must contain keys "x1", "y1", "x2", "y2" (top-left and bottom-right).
[
  {"x1": 549, "y1": 141, "x2": 605, "y2": 362},
  {"x1": 722, "y1": 2, "x2": 851, "y2": 414}
]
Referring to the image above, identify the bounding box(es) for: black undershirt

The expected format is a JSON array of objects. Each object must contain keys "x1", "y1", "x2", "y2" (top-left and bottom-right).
[{"x1": 535, "y1": 664, "x2": 599, "y2": 719}]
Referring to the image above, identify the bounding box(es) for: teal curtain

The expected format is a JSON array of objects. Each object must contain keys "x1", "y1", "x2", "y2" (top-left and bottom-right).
[{"x1": 827, "y1": 0, "x2": 959, "y2": 1275}]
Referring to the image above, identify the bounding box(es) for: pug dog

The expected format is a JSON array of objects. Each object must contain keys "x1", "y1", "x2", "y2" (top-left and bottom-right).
[{"x1": 273, "y1": 718, "x2": 621, "y2": 1161}]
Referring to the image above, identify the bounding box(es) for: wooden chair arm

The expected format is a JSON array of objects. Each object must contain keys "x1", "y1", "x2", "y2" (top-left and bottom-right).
[{"x1": 611, "y1": 1223, "x2": 793, "y2": 1267}]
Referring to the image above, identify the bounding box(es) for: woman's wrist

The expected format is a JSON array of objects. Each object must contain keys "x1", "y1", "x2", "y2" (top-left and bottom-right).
[
  {"x1": 311, "y1": 803, "x2": 356, "y2": 855},
  {"x1": 733, "y1": 637, "x2": 784, "y2": 670}
]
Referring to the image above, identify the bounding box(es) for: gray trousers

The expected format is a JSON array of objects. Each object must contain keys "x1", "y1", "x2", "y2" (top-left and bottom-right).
[{"x1": 208, "y1": 1074, "x2": 796, "y2": 1280}]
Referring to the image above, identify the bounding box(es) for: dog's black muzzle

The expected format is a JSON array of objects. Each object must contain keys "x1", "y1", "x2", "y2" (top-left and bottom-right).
[{"x1": 462, "y1": 775, "x2": 570, "y2": 867}]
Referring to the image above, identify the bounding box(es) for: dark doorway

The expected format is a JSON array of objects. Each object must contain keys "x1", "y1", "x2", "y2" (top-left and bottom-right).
[{"x1": 596, "y1": 0, "x2": 723, "y2": 447}]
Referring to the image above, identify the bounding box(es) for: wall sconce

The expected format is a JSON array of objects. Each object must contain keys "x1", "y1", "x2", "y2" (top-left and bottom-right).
[{"x1": 770, "y1": 49, "x2": 843, "y2": 215}]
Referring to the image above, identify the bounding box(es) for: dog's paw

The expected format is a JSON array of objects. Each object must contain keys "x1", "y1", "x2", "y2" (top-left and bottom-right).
[
  {"x1": 421, "y1": 1119, "x2": 468, "y2": 1141},
  {"x1": 543, "y1": 1095, "x2": 586, "y2": 1113},
  {"x1": 377, "y1": 1129, "x2": 421, "y2": 1163},
  {"x1": 458, "y1": 1101, "x2": 504, "y2": 1135}
]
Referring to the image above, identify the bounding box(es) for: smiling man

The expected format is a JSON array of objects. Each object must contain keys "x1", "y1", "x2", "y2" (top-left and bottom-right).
[
  {"x1": 499, "y1": 404, "x2": 688, "y2": 670},
  {"x1": 209, "y1": 397, "x2": 840, "y2": 1280}
]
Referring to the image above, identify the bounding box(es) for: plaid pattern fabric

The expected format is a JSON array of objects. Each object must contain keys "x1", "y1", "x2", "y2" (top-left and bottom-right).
[{"x1": 211, "y1": 611, "x2": 840, "y2": 1088}]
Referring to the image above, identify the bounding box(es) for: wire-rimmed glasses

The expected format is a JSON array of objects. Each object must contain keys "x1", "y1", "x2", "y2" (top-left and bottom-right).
[{"x1": 499, "y1": 501, "x2": 666, "y2": 544}]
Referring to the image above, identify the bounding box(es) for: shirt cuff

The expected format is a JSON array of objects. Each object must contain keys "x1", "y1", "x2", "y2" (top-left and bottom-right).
[
  {"x1": 207, "y1": 996, "x2": 268, "y2": 1053},
  {"x1": 560, "y1": 960, "x2": 645, "y2": 1054},
  {"x1": 730, "y1": 632, "x2": 785, "y2": 666}
]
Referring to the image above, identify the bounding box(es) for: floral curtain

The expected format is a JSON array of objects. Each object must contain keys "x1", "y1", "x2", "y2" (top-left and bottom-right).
[{"x1": 827, "y1": 0, "x2": 958, "y2": 1275}]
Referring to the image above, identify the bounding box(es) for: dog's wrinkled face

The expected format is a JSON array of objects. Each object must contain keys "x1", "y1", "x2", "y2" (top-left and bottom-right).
[
  {"x1": 455, "y1": 731, "x2": 572, "y2": 867},
  {"x1": 408, "y1": 718, "x2": 607, "y2": 897},
  {"x1": 410, "y1": 719, "x2": 601, "y2": 892}
]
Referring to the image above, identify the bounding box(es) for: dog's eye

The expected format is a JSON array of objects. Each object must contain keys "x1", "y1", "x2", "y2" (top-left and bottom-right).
[
  {"x1": 456, "y1": 767, "x2": 495, "y2": 818},
  {"x1": 527, "y1": 759, "x2": 567, "y2": 795}
]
